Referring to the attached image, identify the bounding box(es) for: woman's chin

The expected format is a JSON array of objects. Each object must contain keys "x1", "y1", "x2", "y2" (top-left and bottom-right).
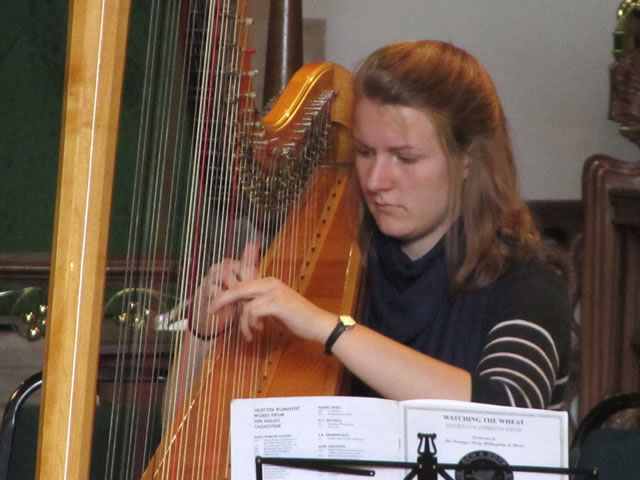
[{"x1": 376, "y1": 224, "x2": 410, "y2": 241}]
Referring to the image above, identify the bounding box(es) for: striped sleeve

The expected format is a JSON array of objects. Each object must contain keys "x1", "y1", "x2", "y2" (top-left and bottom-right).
[
  {"x1": 472, "y1": 319, "x2": 566, "y2": 408},
  {"x1": 470, "y1": 262, "x2": 572, "y2": 410}
]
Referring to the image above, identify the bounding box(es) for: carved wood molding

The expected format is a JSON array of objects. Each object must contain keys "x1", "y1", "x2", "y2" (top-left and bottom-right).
[{"x1": 580, "y1": 154, "x2": 640, "y2": 419}]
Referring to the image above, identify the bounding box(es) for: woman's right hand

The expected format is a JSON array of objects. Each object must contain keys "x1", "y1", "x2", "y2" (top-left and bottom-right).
[{"x1": 189, "y1": 241, "x2": 261, "y2": 338}]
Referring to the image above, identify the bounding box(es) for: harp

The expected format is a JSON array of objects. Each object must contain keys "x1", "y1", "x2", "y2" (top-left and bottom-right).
[{"x1": 37, "y1": 1, "x2": 359, "y2": 478}]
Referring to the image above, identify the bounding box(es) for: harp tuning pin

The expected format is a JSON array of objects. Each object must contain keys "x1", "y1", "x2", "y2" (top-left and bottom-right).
[
  {"x1": 228, "y1": 92, "x2": 255, "y2": 104},
  {"x1": 284, "y1": 146, "x2": 299, "y2": 157}
]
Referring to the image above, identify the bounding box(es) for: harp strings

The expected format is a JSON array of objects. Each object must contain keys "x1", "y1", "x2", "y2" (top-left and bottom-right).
[
  {"x1": 104, "y1": 0, "x2": 338, "y2": 476},
  {"x1": 101, "y1": 1, "x2": 154, "y2": 477},
  {"x1": 190, "y1": 0, "x2": 252, "y2": 474},
  {"x1": 166, "y1": 0, "x2": 251, "y2": 475},
  {"x1": 99, "y1": 0, "x2": 238, "y2": 476},
  {"x1": 158, "y1": 0, "x2": 268, "y2": 476}
]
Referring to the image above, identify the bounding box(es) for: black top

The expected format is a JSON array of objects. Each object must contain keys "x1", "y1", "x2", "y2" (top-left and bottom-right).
[{"x1": 352, "y1": 232, "x2": 571, "y2": 410}]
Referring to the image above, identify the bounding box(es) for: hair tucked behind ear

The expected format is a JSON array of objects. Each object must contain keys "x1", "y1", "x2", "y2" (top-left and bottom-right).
[{"x1": 354, "y1": 40, "x2": 542, "y2": 293}]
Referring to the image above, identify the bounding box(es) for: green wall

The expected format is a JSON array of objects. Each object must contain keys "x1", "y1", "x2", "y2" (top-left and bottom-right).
[
  {"x1": 0, "y1": 0, "x2": 149, "y2": 256},
  {"x1": 0, "y1": 1, "x2": 67, "y2": 253}
]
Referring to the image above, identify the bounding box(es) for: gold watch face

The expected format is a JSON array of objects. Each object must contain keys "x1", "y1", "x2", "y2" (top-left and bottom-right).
[{"x1": 339, "y1": 315, "x2": 356, "y2": 328}]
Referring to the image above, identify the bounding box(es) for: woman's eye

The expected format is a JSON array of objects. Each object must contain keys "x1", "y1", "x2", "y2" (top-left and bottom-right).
[
  {"x1": 355, "y1": 148, "x2": 373, "y2": 158},
  {"x1": 398, "y1": 155, "x2": 416, "y2": 164}
]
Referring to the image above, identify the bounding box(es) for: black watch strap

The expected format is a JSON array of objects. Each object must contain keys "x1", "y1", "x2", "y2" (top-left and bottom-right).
[{"x1": 324, "y1": 315, "x2": 355, "y2": 354}]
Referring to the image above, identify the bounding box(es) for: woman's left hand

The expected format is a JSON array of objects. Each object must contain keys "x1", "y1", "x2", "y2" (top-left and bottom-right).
[{"x1": 208, "y1": 277, "x2": 336, "y2": 344}]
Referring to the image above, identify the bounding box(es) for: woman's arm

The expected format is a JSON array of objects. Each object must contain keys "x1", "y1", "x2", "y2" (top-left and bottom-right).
[
  {"x1": 331, "y1": 322, "x2": 471, "y2": 401},
  {"x1": 470, "y1": 262, "x2": 572, "y2": 409},
  {"x1": 208, "y1": 277, "x2": 472, "y2": 401},
  {"x1": 471, "y1": 318, "x2": 566, "y2": 409}
]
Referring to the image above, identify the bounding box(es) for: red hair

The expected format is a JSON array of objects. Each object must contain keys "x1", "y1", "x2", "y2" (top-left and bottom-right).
[{"x1": 354, "y1": 40, "x2": 541, "y2": 292}]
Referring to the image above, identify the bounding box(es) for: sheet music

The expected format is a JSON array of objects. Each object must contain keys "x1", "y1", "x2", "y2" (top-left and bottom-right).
[
  {"x1": 401, "y1": 399, "x2": 569, "y2": 480},
  {"x1": 231, "y1": 396, "x2": 402, "y2": 479},
  {"x1": 231, "y1": 396, "x2": 569, "y2": 480}
]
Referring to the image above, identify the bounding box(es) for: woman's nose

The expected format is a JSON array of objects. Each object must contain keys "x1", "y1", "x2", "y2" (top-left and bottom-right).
[{"x1": 364, "y1": 157, "x2": 392, "y2": 192}]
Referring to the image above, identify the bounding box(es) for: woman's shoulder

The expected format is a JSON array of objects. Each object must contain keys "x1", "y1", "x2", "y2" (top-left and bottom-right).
[
  {"x1": 487, "y1": 258, "x2": 572, "y2": 327},
  {"x1": 496, "y1": 257, "x2": 567, "y2": 291}
]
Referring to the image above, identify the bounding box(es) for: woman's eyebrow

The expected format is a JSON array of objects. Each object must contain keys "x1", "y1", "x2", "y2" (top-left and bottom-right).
[
  {"x1": 351, "y1": 137, "x2": 371, "y2": 149},
  {"x1": 388, "y1": 145, "x2": 420, "y2": 153}
]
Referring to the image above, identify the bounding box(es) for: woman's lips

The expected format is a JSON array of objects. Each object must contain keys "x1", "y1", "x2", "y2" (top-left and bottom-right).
[{"x1": 371, "y1": 201, "x2": 399, "y2": 214}]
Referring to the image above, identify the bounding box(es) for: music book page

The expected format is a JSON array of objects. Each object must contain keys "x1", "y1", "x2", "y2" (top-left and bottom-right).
[{"x1": 230, "y1": 396, "x2": 568, "y2": 480}]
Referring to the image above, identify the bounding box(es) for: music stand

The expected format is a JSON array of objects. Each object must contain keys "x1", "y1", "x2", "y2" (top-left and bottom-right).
[{"x1": 255, "y1": 433, "x2": 599, "y2": 480}]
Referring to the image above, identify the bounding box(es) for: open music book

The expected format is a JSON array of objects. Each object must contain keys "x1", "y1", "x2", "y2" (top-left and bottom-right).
[{"x1": 230, "y1": 396, "x2": 569, "y2": 479}]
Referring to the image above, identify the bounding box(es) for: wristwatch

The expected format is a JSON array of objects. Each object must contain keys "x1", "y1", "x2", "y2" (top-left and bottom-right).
[{"x1": 324, "y1": 315, "x2": 356, "y2": 354}]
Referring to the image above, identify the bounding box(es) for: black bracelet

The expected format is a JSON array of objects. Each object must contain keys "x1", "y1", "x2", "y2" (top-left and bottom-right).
[{"x1": 188, "y1": 322, "x2": 215, "y2": 342}]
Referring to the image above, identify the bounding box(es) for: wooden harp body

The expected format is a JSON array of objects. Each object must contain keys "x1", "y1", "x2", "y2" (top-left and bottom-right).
[
  {"x1": 39, "y1": 1, "x2": 359, "y2": 478},
  {"x1": 142, "y1": 60, "x2": 359, "y2": 479}
]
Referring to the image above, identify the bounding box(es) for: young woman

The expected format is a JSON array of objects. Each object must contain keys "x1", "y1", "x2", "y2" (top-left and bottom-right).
[{"x1": 204, "y1": 40, "x2": 571, "y2": 410}]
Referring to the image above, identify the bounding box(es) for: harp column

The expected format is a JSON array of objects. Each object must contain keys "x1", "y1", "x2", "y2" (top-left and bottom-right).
[
  {"x1": 37, "y1": 1, "x2": 131, "y2": 479},
  {"x1": 263, "y1": 0, "x2": 303, "y2": 110}
]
